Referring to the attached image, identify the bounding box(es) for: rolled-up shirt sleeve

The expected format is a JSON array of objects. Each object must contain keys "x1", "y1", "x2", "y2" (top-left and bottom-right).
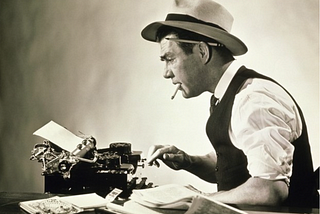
[{"x1": 229, "y1": 78, "x2": 302, "y2": 184}]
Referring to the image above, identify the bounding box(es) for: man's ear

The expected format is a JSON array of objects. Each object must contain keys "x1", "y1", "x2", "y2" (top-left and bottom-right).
[{"x1": 198, "y1": 42, "x2": 210, "y2": 64}]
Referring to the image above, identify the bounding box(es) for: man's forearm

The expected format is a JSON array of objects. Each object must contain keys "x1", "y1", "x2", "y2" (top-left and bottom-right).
[
  {"x1": 184, "y1": 152, "x2": 217, "y2": 183},
  {"x1": 205, "y1": 177, "x2": 289, "y2": 206}
]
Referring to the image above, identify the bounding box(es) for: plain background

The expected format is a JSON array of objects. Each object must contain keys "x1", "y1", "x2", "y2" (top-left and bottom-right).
[{"x1": 0, "y1": 0, "x2": 319, "y2": 193}]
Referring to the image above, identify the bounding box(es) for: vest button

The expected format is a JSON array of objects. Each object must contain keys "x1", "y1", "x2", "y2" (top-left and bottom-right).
[{"x1": 215, "y1": 166, "x2": 219, "y2": 171}]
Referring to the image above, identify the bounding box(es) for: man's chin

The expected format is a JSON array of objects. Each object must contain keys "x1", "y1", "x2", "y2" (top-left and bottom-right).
[
  {"x1": 183, "y1": 91, "x2": 204, "y2": 99},
  {"x1": 182, "y1": 92, "x2": 197, "y2": 99}
]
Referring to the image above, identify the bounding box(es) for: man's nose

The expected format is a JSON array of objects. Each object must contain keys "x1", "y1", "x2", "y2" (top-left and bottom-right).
[{"x1": 163, "y1": 66, "x2": 174, "y2": 79}]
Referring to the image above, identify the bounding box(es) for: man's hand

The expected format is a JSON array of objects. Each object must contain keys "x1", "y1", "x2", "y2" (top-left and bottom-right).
[
  {"x1": 148, "y1": 147, "x2": 217, "y2": 183},
  {"x1": 147, "y1": 145, "x2": 192, "y2": 170}
]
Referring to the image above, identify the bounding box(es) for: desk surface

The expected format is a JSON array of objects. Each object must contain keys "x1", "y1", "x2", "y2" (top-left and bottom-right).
[{"x1": 0, "y1": 192, "x2": 318, "y2": 214}]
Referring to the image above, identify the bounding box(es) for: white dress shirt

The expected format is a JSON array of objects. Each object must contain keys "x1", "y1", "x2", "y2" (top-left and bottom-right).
[{"x1": 214, "y1": 60, "x2": 302, "y2": 184}]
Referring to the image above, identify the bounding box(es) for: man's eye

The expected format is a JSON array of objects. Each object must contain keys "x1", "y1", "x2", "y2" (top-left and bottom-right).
[
  {"x1": 160, "y1": 56, "x2": 175, "y2": 63},
  {"x1": 166, "y1": 57, "x2": 174, "y2": 62}
]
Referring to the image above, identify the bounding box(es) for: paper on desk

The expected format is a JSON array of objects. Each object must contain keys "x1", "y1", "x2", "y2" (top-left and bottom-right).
[
  {"x1": 61, "y1": 193, "x2": 108, "y2": 209},
  {"x1": 61, "y1": 189, "x2": 123, "y2": 210},
  {"x1": 106, "y1": 201, "x2": 162, "y2": 214},
  {"x1": 33, "y1": 120, "x2": 83, "y2": 152}
]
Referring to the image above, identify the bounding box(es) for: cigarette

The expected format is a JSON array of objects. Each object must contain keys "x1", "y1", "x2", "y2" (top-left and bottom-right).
[{"x1": 171, "y1": 83, "x2": 181, "y2": 100}]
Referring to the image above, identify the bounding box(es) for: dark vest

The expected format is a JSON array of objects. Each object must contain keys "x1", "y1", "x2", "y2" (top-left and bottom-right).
[{"x1": 206, "y1": 66, "x2": 316, "y2": 207}]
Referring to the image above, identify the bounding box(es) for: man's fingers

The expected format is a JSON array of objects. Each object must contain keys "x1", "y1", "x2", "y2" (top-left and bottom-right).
[
  {"x1": 147, "y1": 148, "x2": 163, "y2": 164},
  {"x1": 153, "y1": 160, "x2": 160, "y2": 167},
  {"x1": 147, "y1": 145, "x2": 179, "y2": 165},
  {"x1": 147, "y1": 145, "x2": 168, "y2": 165},
  {"x1": 163, "y1": 153, "x2": 184, "y2": 162},
  {"x1": 147, "y1": 145, "x2": 159, "y2": 160}
]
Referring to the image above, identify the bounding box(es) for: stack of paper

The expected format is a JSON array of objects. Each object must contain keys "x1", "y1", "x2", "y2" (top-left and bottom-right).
[
  {"x1": 60, "y1": 193, "x2": 108, "y2": 209},
  {"x1": 129, "y1": 184, "x2": 199, "y2": 210},
  {"x1": 128, "y1": 184, "x2": 247, "y2": 214}
]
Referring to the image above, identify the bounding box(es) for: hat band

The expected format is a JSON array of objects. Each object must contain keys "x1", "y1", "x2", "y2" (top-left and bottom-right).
[{"x1": 165, "y1": 14, "x2": 227, "y2": 32}]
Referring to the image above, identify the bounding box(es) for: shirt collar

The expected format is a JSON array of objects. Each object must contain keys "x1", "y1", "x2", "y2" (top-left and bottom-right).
[{"x1": 214, "y1": 60, "x2": 241, "y2": 100}]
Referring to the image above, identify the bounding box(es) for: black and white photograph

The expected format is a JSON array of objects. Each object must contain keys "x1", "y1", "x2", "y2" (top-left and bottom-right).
[{"x1": 0, "y1": 0, "x2": 319, "y2": 213}]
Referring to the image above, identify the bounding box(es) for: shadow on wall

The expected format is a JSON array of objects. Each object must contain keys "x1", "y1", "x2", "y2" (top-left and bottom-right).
[
  {"x1": 0, "y1": 0, "x2": 319, "y2": 193},
  {"x1": 0, "y1": 0, "x2": 172, "y2": 192}
]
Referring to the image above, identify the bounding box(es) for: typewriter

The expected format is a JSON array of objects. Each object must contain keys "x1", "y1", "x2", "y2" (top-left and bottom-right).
[{"x1": 30, "y1": 136, "x2": 151, "y2": 198}]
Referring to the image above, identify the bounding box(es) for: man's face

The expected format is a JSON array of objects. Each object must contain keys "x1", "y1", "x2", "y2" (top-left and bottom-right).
[{"x1": 159, "y1": 35, "x2": 207, "y2": 99}]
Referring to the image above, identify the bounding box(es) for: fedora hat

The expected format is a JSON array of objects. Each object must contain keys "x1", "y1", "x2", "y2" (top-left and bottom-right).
[{"x1": 141, "y1": 0, "x2": 247, "y2": 56}]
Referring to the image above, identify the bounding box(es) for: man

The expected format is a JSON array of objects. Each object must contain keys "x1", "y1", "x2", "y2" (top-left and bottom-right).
[{"x1": 141, "y1": 0, "x2": 318, "y2": 207}]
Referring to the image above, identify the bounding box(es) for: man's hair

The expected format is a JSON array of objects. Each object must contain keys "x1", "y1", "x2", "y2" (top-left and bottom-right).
[{"x1": 156, "y1": 26, "x2": 234, "y2": 62}]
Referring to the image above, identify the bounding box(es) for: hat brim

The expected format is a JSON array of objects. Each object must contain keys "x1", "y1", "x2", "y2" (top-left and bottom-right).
[{"x1": 141, "y1": 21, "x2": 247, "y2": 56}]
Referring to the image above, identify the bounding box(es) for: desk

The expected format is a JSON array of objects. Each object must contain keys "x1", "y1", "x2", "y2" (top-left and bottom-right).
[
  {"x1": 235, "y1": 204, "x2": 319, "y2": 214},
  {"x1": 0, "y1": 192, "x2": 318, "y2": 214}
]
